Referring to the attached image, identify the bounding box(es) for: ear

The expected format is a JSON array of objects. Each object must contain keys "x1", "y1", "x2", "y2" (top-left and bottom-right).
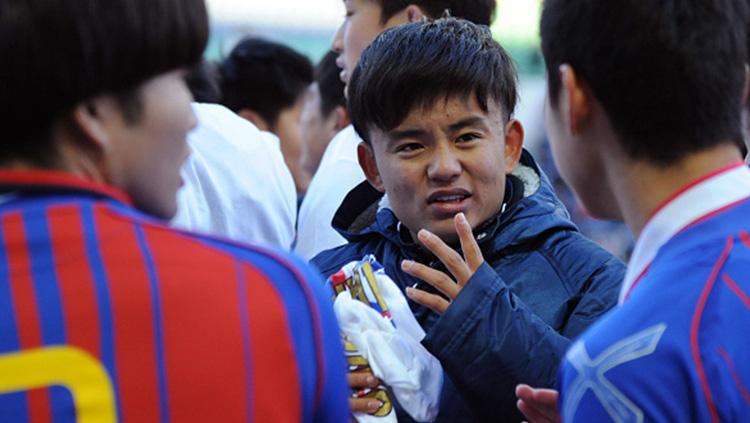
[
  {"x1": 238, "y1": 109, "x2": 269, "y2": 131},
  {"x1": 503, "y1": 119, "x2": 524, "y2": 173},
  {"x1": 333, "y1": 105, "x2": 350, "y2": 131},
  {"x1": 357, "y1": 141, "x2": 384, "y2": 192},
  {"x1": 405, "y1": 4, "x2": 427, "y2": 22},
  {"x1": 559, "y1": 64, "x2": 592, "y2": 135},
  {"x1": 69, "y1": 96, "x2": 121, "y2": 151}
]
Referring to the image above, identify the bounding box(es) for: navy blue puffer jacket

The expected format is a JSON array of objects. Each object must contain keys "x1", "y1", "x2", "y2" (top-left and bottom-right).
[{"x1": 312, "y1": 151, "x2": 625, "y2": 422}]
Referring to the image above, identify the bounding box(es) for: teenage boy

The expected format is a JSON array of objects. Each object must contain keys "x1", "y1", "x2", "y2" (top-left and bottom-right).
[
  {"x1": 518, "y1": 0, "x2": 750, "y2": 421},
  {"x1": 220, "y1": 37, "x2": 314, "y2": 194},
  {"x1": 296, "y1": 0, "x2": 497, "y2": 260},
  {"x1": 313, "y1": 18, "x2": 625, "y2": 421},
  {"x1": 0, "y1": 0, "x2": 348, "y2": 420}
]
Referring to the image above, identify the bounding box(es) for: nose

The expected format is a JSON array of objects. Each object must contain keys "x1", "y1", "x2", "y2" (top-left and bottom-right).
[
  {"x1": 427, "y1": 145, "x2": 461, "y2": 183},
  {"x1": 332, "y1": 21, "x2": 345, "y2": 54}
]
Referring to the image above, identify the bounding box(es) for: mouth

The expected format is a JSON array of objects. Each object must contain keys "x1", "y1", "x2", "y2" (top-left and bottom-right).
[{"x1": 426, "y1": 189, "x2": 472, "y2": 217}]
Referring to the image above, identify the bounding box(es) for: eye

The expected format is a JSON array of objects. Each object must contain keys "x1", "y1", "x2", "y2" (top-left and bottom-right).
[
  {"x1": 395, "y1": 143, "x2": 423, "y2": 154},
  {"x1": 456, "y1": 132, "x2": 481, "y2": 143}
]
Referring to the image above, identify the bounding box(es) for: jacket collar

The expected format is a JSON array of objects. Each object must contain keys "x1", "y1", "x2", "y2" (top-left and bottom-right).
[{"x1": 0, "y1": 169, "x2": 133, "y2": 205}]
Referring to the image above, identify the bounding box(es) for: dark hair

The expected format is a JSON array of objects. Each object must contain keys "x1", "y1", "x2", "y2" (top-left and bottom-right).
[
  {"x1": 219, "y1": 37, "x2": 313, "y2": 127},
  {"x1": 348, "y1": 18, "x2": 518, "y2": 144},
  {"x1": 186, "y1": 61, "x2": 222, "y2": 104},
  {"x1": 0, "y1": 0, "x2": 208, "y2": 166},
  {"x1": 375, "y1": 0, "x2": 496, "y2": 26},
  {"x1": 316, "y1": 51, "x2": 347, "y2": 117},
  {"x1": 541, "y1": 0, "x2": 748, "y2": 165}
]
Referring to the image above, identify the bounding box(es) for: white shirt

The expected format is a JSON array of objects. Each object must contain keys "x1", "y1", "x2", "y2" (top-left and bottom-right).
[
  {"x1": 295, "y1": 125, "x2": 365, "y2": 260},
  {"x1": 172, "y1": 103, "x2": 297, "y2": 250}
]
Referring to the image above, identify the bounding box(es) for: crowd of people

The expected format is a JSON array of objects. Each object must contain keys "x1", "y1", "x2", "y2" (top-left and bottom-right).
[{"x1": 1, "y1": 0, "x2": 749, "y2": 422}]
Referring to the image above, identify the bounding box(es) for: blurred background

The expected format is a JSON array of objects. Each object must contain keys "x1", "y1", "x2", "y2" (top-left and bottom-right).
[{"x1": 204, "y1": 0, "x2": 633, "y2": 260}]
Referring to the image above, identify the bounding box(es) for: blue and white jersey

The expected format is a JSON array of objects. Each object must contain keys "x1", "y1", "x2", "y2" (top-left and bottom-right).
[{"x1": 559, "y1": 163, "x2": 750, "y2": 422}]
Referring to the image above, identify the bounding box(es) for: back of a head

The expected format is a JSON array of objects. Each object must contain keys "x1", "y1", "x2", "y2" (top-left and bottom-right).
[
  {"x1": 378, "y1": 0, "x2": 497, "y2": 26},
  {"x1": 541, "y1": 0, "x2": 748, "y2": 165},
  {"x1": 0, "y1": 0, "x2": 208, "y2": 166},
  {"x1": 348, "y1": 17, "x2": 517, "y2": 143},
  {"x1": 316, "y1": 50, "x2": 347, "y2": 118},
  {"x1": 219, "y1": 37, "x2": 314, "y2": 127},
  {"x1": 186, "y1": 61, "x2": 222, "y2": 103}
]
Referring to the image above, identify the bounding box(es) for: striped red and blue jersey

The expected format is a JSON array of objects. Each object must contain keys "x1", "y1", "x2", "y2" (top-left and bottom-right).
[
  {"x1": 559, "y1": 164, "x2": 750, "y2": 422},
  {"x1": 0, "y1": 170, "x2": 349, "y2": 423}
]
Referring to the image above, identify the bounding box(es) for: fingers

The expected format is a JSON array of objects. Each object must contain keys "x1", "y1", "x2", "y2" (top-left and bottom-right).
[
  {"x1": 416, "y1": 229, "x2": 474, "y2": 284},
  {"x1": 515, "y1": 384, "x2": 561, "y2": 423},
  {"x1": 350, "y1": 397, "x2": 384, "y2": 414},
  {"x1": 401, "y1": 259, "x2": 460, "y2": 299},
  {"x1": 405, "y1": 286, "x2": 450, "y2": 314},
  {"x1": 347, "y1": 372, "x2": 379, "y2": 389},
  {"x1": 455, "y1": 213, "x2": 483, "y2": 275},
  {"x1": 348, "y1": 372, "x2": 383, "y2": 414}
]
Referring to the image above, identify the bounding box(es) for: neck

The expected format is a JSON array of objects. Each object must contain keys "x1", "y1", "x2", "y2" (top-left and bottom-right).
[{"x1": 610, "y1": 143, "x2": 742, "y2": 238}]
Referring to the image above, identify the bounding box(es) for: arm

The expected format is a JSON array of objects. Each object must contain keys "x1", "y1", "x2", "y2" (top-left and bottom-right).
[{"x1": 404, "y1": 214, "x2": 571, "y2": 420}]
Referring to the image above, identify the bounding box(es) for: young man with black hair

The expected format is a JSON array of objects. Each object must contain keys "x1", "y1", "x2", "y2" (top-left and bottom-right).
[
  {"x1": 0, "y1": 0, "x2": 348, "y2": 420},
  {"x1": 301, "y1": 51, "x2": 350, "y2": 178},
  {"x1": 517, "y1": 0, "x2": 750, "y2": 421},
  {"x1": 312, "y1": 17, "x2": 625, "y2": 421},
  {"x1": 220, "y1": 37, "x2": 314, "y2": 194},
  {"x1": 296, "y1": 0, "x2": 497, "y2": 261}
]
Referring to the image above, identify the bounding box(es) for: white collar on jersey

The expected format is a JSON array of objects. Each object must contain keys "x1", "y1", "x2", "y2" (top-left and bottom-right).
[{"x1": 619, "y1": 163, "x2": 750, "y2": 304}]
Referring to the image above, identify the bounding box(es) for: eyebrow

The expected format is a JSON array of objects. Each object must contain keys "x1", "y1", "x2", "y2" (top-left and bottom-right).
[
  {"x1": 387, "y1": 128, "x2": 427, "y2": 141},
  {"x1": 447, "y1": 116, "x2": 488, "y2": 132}
]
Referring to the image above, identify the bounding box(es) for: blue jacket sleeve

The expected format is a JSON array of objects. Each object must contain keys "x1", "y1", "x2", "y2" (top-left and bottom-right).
[{"x1": 422, "y1": 262, "x2": 571, "y2": 421}]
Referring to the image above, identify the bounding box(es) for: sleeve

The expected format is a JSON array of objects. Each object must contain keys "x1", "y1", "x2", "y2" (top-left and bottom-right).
[
  {"x1": 422, "y1": 262, "x2": 571, "y2": 421},
  {"x1": 298, "y1": 264, "x2": 352, "y2": 423}
]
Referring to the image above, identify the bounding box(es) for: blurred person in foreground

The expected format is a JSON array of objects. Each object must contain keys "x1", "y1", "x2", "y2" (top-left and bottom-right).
[
  {"x1": 312, "y1": 18, "x2": 625, "y2": 421},
  {"x1": 517, "y1": 0, "x2": 750, "y2": 421},
  {"x1": 300, "y1": 51, "x2": 350, "y2": 179},
  {"x1": 0, "y1": 0, "x2": 348, "y2": 420},
  {"x1": 296, "y1": 0, "x2": 497, "y2": 261},
  {"x1": 220, "y1": 37, "x2": 314, "y2": 195}
]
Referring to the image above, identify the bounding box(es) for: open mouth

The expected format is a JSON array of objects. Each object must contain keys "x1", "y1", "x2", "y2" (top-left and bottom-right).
[{"x1": 427, "y1": 190, "x2": 472, "y2": 205}]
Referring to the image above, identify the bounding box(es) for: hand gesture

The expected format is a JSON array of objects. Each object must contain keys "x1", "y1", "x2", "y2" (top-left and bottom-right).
[{"x1": 403, "y1": 213, "x2": 484, "y2": 314}]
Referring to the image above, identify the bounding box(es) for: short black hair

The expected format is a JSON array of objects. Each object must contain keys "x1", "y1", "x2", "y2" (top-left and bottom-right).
[
  {"x1": 316, "y1": 51, "x2": 347, "y2": 117},
  {"x1": 219, "y1": 37, "x2": 314, "y2": 127},
  {"x1": 541, "y1": 0, "x2": 749, "y2": 165},
  {"x1": 375, "y1": 0, "x2": 497, "y2": 26},
  {"x1": 186, "y1": 61, "x2": 222, "y2": 104},
  {"x1": 348, "y1": 18, "x2": 518, "y2": 144},
  {"x1": 0, "y1": 0, "x2": 208, "y2": 167}
]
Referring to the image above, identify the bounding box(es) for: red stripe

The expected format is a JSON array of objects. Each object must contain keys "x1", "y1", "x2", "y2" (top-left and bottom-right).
[
  {"x1": 242, "y1": 262, "x2": 302, "y2": 423},
  {"x1": 2, "y1": 212, "x2": 51, "y2": 423},
  {"x1": 722, "y1": 273, "x2": 750, "y2": 310},
  {"x1": 690, "y1": 236, "x2": 733, "y2": 423},
  {"x1": 623, "y1": 264, "x2": 651, "y2": 302},
  {"x1": 716, "y1": 346, "x2": 750, "y2": 405},
  {"x1": 740, "y1": 231, "x2": 750, "y2": 250},
  {"x1": 0, "y1": 170, "x2": 131, "y2": 205},
  {"x1": 46, "y1": 205, "x2": 101, "y2": 357},
  {"x1": 93, "y1": 206, "x2": 161, "y2": 422},
  {"x1": 140, "y1": 225, "x2": 250, "y2": 422},
  {"x1": 645, "y1": 162, "x2": 744, "y2": 223},
  {"x1": 245, "y1": 246, "x2": 326, "y2": 409}
]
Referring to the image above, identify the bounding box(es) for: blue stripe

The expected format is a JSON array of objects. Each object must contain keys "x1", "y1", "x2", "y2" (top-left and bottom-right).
[
  {"x1": 49, "y1": 386, "x2": 76, "y2": 423},
  {"x1": 0, "y1": 213, "x2": 29, "y2": 422},
  {"x1": 79, "y1": 205, "x2": 122, "y2": 422},
  {"x1": 21, "y1": 208, "x2": 71, "y2": 423},
  {"x1": 235, "y1": 261, "x2": 254, "y2": 422},
  {"x1": 22, "y1": 208, "x2": 66, "y2": 345},
  {"x1": 133, "y1": 224, "x2": 170, "y2": 423}
]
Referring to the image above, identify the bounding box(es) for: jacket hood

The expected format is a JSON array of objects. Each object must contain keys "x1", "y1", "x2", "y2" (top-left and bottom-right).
[{"x1": 331, "y1": 149, "x2": 577, "y2": 260}]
